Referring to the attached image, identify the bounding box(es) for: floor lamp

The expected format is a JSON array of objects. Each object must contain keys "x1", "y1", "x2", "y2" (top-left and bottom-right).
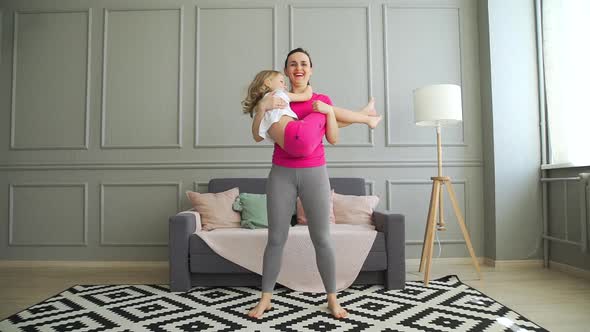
[{"x1": 413, "y1": 84, "x2": 481, "y2": 286}]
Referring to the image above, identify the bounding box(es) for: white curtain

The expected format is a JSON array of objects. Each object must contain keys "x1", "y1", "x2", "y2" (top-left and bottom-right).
[{"x1": 542, "y1": 0, "x2": 590, "y2": 166}]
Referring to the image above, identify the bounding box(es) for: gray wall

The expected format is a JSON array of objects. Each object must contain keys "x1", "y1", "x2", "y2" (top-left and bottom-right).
[
  {"x1": 479, "y1": 0, "x2": 543, "y2": 260},
  {"x1": 477, "y1": 0, "x2": 496, "y2": 260},
  {"x1": 0, "y1": 0, "x2": 544, "y2": 263}
]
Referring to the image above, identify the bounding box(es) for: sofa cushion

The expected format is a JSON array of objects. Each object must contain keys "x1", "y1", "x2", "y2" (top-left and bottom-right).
[
  {"x1": 296, "y1": 189, "x2": 336, "y2": 225},
  {"x1": 190, "y1": 253, "x2": 252, "y2": 273},
  {"x1": 233, "y1": 193, "x2": 268, "y2": 229},
  {"x1": 189, "y1": 231, "x2": 386, "y2": 255},
  {"x1": 361, "y1": 252, "x2": 387, "y2": 270},
  {"x1": 189, "y1": 250, "x2": 386, "y2": 273},
  {"x1": 333, "y1": 192, "x2": 380, "y2": 225},
  {"x1": 185, "y1": 188, "x2": 241, "y2": 231}
]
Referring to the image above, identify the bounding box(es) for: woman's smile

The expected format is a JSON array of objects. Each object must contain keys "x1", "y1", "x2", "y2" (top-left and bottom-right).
[{"x1": 285, "y1": 51, "x2": 313, "y2": 89}]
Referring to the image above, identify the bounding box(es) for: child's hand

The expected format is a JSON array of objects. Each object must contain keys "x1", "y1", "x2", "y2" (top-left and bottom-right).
[{"x1": 312, "y1": 100, "x2": 333, "y2": 114}]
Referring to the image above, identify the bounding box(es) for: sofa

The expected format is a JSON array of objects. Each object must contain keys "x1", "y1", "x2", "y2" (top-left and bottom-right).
[{"x1": 169, "y1": 177, "x2": 405, "y2": 292}]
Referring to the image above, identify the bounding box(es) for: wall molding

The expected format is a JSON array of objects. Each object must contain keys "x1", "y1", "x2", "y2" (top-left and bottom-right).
[
  {"x1": 365, "y1": 179, "x2": 375, "y2": 195},
  {"x1": 0, "y1": 159, "x2": 483, "y2": 171},
  {"x1": 101, "y1": 7, "x2": 184, "y2": 149},
  {"x1": 192, "y1": 181, "x2": 209, "y2": 192},
  {"x1": 386, "y1": 178, "x2": 470, "y2": 245},
  {"x1": 194, "y1": 5, "x2": 277, "y2": 148},
  {"x1": 195, "y1": 142, "x2": 376, "y2": 149},
  {"x1": 289, "y1": 4, "x2": 374, "y2": 147},
  {"x1": 10, "y1": 9, "x2": 92, "y2": 150},
  {"x1": 8, "y1": 183, "x2": 88, "y2": 246},
  {"x1": 99, "y1": 181, "x2": 182, "y2": 246},
  {"x1": 382, "y1": 4, "x2": 466, "y2": 147}
]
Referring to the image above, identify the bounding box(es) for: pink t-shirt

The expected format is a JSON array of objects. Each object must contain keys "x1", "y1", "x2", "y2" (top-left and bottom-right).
[{"x1": 272, "y1": 93, "x2": 333, "y2": 168}]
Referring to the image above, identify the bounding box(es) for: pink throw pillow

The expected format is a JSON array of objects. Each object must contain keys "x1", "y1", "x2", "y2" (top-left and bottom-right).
[
  {"x1": 296, "y1": 189, "x2": 336, "y2": 225},
  {"x1": 333, "y1": 192, "x2": 379, "y2": 225},
  {"x1": 185, "y1": 188, "x2": 241, "y2": 231}
]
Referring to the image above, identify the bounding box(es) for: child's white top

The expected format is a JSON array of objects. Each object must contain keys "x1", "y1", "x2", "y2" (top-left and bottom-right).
[{"x1": 258, "y1": 89, "x2": 298, "y2": 143}]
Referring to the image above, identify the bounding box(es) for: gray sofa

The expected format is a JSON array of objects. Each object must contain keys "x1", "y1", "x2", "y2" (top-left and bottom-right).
[{"x1": 169, "y1": 177, "x2": 405, "y2": 292}]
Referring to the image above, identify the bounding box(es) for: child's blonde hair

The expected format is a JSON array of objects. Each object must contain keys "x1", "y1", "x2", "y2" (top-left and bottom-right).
[{"x1": 242, "y1": 70, "x2": 282, "y2": 117}]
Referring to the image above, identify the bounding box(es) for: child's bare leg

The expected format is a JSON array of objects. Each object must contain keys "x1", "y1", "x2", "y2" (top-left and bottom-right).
[
  {"x1": 333, "y1": 97, "x2": 381, "y2": 129},
  {"x1": 267, "y1": 126, "x2": 285, "y2": 149},
  {"x1": 267, "y1": 116, "x2": 293, "y2": 150}
]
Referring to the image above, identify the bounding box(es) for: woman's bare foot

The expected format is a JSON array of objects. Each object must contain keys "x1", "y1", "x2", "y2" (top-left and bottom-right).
[
  {"x1": 328, "y1": 301, "x2": 349, "y2": 319},
  {"x1": 247, "y1": 293, "x2": 273, "y2": 319},
  {"x1": 361, "y1": 97, "x2": 377, "y2": 117},
  {"x1": 327, "y1": 293, "x2": 349, "y2": 319}
]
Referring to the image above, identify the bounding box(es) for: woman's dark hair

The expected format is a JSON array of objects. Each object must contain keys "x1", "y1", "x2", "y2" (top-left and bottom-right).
[{"x1": 284, "y1": 47, "x2": 313, "y2": 69}]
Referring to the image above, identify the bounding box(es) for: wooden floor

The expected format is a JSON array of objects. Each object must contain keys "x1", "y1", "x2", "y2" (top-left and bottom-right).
[{"x1": 1, "y1": 261, "x2": 589, "y2": 332}]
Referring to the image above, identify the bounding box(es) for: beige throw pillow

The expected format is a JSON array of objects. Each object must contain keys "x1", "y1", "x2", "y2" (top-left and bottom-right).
[
  {"x1": 185, "y1": 188, "x2": 241, "y2": 231},
  {"x1": 296, "y1": 189, "x2": 336, "y2": 225},
  {"x1": 333, "y1": 192, "x2": 380, "y2": 225}
]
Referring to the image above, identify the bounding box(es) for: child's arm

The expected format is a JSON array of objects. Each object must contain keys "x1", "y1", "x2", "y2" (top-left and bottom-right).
[
  {"x1": 251, "y1": 93, "x2": 287, "y2": 142},
  {"x1": 251, "y1": 105, "x2": 266, "y2": 142},
  {"x1": 324, "y1": 107, "x2": 339, "y2": 145},
  {"x1": 286, "y1": 85, "x2": 313, "y2": 102}
]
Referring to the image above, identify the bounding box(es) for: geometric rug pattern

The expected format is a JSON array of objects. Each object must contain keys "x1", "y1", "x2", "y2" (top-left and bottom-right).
[{"x1": 0, "y1": 275, "x2": 548, "y2": 331}]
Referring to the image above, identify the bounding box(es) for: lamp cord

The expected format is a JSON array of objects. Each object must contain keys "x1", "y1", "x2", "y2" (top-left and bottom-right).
[{"x1": 435, "y1": 229, "x2": 442, "y2": 258}]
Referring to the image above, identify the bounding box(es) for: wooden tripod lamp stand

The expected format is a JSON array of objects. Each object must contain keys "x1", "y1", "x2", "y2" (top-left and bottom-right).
[{"x1": 413, "y1": 84, "x2": 481, "y2": 286}]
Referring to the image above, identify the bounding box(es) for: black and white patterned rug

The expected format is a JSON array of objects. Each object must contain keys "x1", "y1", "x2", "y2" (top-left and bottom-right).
[{"x1": 0, "y1": 275, "x2": 547, "y2": 332}]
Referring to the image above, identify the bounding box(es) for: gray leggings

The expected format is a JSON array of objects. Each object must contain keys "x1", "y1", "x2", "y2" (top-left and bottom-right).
[{"x1": 262, "y1": 164, "x2": 336, "y2": 293}]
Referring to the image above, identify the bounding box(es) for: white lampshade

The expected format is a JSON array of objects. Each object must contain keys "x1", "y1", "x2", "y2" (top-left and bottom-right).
[{"x1": 413, "y1": 84, "x2": 463, "y2": 127}]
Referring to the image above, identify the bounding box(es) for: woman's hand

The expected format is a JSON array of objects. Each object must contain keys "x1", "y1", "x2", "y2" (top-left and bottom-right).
[
  {"x1": 312, "y1": 100, "x2": 333, "y2": 115},
  {"x1": 258, "y1": 92, "x2": 287, "y2": 112}
]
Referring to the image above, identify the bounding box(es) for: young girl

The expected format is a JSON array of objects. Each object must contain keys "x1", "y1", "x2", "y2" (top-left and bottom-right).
[{"x1": 242, "y1": 70, "x2": 381, "y2": 157}]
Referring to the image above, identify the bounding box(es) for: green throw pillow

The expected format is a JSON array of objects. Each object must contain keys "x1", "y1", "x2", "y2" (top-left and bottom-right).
[{"x1": 232, "y1": 193, "x2": 268, "y2": 229}]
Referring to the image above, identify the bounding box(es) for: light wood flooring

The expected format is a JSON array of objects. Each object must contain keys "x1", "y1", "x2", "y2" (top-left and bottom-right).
[{"x1": 1, "y1": 261, "x2": 588, "y2": 332}]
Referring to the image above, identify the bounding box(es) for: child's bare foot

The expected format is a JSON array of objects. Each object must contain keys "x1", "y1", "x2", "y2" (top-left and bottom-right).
[
  {"x1": 368, "y1": 115, "x2": 382, "y2": 129},
  {"x1": 247, "y1": 297, "x2": 272, "y2": 319},
  {"x1": 361, "y1": 97, "x2": 377, "y2": 117},
  {"x1": 328, "y1": 301, "x2": 349, "y2": 319}
]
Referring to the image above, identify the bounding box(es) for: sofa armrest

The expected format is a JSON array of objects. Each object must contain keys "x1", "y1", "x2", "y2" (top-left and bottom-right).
[
  {"x1": 168, "y1": 209, "x2": 201, "y2": 292},
  {"x1": 373, "y1": 211, "x2": 405, "y2": 290}
]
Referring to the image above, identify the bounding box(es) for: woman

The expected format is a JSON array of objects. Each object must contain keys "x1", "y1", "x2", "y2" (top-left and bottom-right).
[
  {"x1": 247, "y1": 48, "x2": 349, "y2": 319},
  {"x1": 241, "y1": 69, "x2": 380, "y2": 156}
]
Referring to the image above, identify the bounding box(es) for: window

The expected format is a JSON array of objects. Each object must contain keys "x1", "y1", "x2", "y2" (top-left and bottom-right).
[{"x1": 541, "y1": 0, "x2": 590, "y2": 166}]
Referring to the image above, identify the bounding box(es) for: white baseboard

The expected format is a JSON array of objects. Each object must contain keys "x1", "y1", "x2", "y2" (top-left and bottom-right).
[
  {"x1": 406, "y1": 257, "x2": 485, "y2": 266},
  {"x1": 0, "y1": 260, "x2": 168, "y2": 268},
  {"x1": 482, "y1": 258, "x2": 543, "y2": 269},
  {"x1": 549, "y1": 261, "x2": 590, "y2": 279}
]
